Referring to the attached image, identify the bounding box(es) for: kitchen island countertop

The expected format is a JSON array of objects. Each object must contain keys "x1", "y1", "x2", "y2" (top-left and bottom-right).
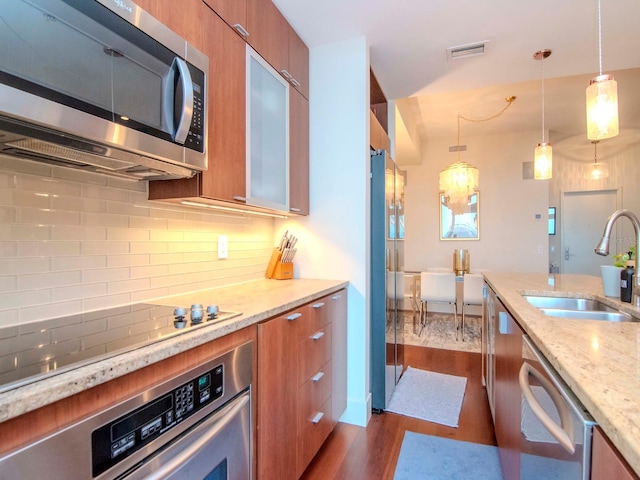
[
  {"x1": 484, "y1": 272, "x2": 640, "y2": 476},
  {"x1": 0, "y1": 278, "x2": 348, "y2": 423}
]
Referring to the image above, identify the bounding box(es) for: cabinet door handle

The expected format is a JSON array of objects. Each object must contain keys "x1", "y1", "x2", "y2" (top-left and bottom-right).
[
  {"x1": 311, "y1": 412, "x2": 324, "y2": 424},
  {"x1": 312, "y1": 302, "x2": 325, "y2": 309},
  {"x1": 286, "y1": 313, "x2": 302, "y2": 321},
  {"x1": 312, "y1": 371, "x2": 324, "y2": 382},
  {"x1": 289, "y1": 207, "x2": 301, "y2": 213},
  {"x1": 232, "y1": 196, "x2": 246, "y2": 203},
  {"x1": 233, "y1": 23, "x2": 249, "y2": 37},
  {"x1": 331, "y1": 294, "x2": 342, "y2": 300},
  {"x1": 290, "y1": 78, "x2": 301, "y2": 88},
  {"x1": 280, "y1": 69, "x2": 292, "y2": 79},
  {"x1": 311, "y1": 331, "x2": 325, "y2": 340}
]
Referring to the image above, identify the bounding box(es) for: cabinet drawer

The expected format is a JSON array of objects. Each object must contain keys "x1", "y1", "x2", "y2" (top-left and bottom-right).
[
  {"x1": 298, "y1": 361, "x2": 332, "y2": 429},
  {"x1": 296, "y1": 298, "x2": 331, "y2": 340},
  {"x1": 298, "y1": 323, "x2": 332, "y2": 386},
  {"x1": 297, "y1": 396, "x2": 333, "y2": 478}
]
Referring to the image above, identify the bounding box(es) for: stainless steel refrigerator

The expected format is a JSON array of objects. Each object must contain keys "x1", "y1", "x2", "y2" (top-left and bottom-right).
[{"x1": 370, "y1": 149, "x2": 406, "y2": 411}]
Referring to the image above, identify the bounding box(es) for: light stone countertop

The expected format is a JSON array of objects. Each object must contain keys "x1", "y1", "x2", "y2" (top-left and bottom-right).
[
  {"x1": 483, "y1": 272, "x2": 640, "y2": 476},
  {"x1": 0, "y1": 278, "x2": 348, "y2": 423}
]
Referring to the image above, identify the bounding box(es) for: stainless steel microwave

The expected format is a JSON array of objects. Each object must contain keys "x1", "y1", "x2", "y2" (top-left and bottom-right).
[{"x1": 0, "y1": 0, "x2": 208, "y2": 180}]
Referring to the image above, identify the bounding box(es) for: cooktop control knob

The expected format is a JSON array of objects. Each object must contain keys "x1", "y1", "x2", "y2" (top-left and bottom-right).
[
  {"x1": 191, "y1": 304, "x2": 204, "y2": 324},
  {"x1": 206, "y1": 305, "x2": 220, "y2": 320},
  {"x1": 174, "y1": 307, "x2": 187, "y2": 319}
]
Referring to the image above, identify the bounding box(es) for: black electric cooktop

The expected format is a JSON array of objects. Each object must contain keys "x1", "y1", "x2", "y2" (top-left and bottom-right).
[{"x1": 0, "y1": 303, "x2": 240, "y2": 393}]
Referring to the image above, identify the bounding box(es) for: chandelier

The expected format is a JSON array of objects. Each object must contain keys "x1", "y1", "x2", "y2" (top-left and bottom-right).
[
  {"x1": 586, "y1": 0, "x2": 619, "y2": 140},
  {"x1": 440, "y1": 96, "x2": 516, "y2": 214}
]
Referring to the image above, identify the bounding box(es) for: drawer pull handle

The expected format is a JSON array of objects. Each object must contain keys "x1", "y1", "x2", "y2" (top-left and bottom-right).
[
  {"x1": 290, "y1": 207, "x2": 301, "y2": 213},
  {"x1": 312, "y1": 302, "x2": 325, "y2": 309},
  {"x1": 287, "y1": 313, "x2": 302, "y2": 321},
  {"x1": 311, "y1": 331, "x2": 325, "y2": 340},
  {"x1": 290, "y1": 78, "x2": 301, "y2": 88},
  {"x1": 281, "y1": 69, "x2": 293, "y2": 79},
  {"x1": 312, "y1": 412, "x2": 324, "y2": 424},
  {"x1": 232, "y1": 196, "x2": 247, "y2": 203},
  {"x1": 331, "y1": 294, "x2": 342, "y2": 300},
  {"x1": 233, "y1": 23, "x2": 249, "y2": 37},
  {"x1": 312, "y1": 372, "x2": 324, "y2": 382}
]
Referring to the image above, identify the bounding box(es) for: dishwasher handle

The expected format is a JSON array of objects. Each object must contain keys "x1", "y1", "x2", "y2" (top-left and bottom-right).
[
  {"x1": 143, "y1": 393, "x2": 250, "y2": 480},
  {"x1": 519, "y1": 361, "x2": 575, "y2": 454}
]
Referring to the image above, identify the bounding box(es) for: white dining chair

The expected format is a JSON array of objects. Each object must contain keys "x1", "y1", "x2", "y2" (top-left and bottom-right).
[
  {"x1": 462, "y1": 273, "x2": 484, "y2": 341},
  {"x1": 419, "y1": 272, "x2": 458, "y2": 337}
]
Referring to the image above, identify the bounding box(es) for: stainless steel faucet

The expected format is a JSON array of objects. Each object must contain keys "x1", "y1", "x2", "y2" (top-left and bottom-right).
[{"x1": 595, "y1": 209, "x2": 640, "y2": 306}]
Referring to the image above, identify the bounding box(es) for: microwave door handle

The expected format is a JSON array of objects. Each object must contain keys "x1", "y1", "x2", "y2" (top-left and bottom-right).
[
  {"x1": 172, "y1": 57, "x2": 194, "y2": 145},
  {"x1": 519, "y1": 361, "x2": 575, "y2": 454}
]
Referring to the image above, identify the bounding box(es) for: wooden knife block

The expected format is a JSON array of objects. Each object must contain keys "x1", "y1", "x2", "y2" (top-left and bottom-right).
[{"x1": 265, "y1": 248, "x2": 293, "y2": 280}]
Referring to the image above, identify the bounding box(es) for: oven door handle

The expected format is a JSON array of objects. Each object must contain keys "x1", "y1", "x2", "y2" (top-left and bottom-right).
[
  {"x1": 143, "y1": 393, "x2": 250, "y2": 480},
  {"x1": 519, "y1": 361, "x2": 575, "y2": 454}
]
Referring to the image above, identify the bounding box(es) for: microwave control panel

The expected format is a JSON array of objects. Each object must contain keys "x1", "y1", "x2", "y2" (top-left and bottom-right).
[
  {"x1": 184, "y1": 63, "x2": 206, "y2": 153},
  {"x1": 91, "y1": 363, "x2": 223, "y2": 477}
]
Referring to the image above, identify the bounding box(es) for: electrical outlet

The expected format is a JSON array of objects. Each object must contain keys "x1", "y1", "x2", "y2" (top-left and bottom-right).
[{"x1": 218, "y1": 235, "x2": 228, "y2": 259}]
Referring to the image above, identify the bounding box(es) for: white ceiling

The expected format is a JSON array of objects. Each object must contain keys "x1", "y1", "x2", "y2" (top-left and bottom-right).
[{"x1": 273, "y1": 0, "x2": 640, "y2": 152}]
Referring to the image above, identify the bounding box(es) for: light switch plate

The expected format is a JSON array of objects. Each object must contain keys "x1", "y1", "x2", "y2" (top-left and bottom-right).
[{"x1": 218, "y1": 235, "x2": 228, "y2": 259}]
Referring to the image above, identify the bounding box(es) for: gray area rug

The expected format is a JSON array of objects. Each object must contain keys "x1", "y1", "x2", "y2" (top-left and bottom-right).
[
  {"x1": 386, "y1": 366, "x2": 467, "y2": 427},
  {"x1": 394, "y1": 431, "x2": 582, "y2": 480},
  {"x1": 394, "y1": 432, "x2": 503, "y2": 480}
]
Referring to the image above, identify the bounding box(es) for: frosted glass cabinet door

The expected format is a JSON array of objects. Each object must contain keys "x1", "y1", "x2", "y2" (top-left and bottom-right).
[{"x1": 246, "y1": 46, "x2": 289, "y2": 211}]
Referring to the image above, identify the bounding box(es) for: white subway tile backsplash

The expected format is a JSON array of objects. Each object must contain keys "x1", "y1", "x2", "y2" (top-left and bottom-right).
[
  {"x1": 18, "y1": 271, "x2": 82, "y2": 290},
  {"x1": 53, "y1": 283, "x2": 108, "y2": 302},
  {"x1": 0, "y1": 160, "x2": 274, "y2": 326},
  {"x1": 19, "y1": 207, "x2": 81, "y2": 226},
  {"x1": 52, "y1": 255, "x2": 107, "y2": 272},
  {"x1": 18, "y1": 241, "x2": 81, "y2": 257},
  {"x1": 51, "y1": 225, "x2": 106, "y2": 241}
]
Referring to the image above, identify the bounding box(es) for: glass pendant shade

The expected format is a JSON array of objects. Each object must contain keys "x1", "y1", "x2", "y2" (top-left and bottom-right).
[
  {"x1": 439, "y1": 162, "x2": 478, "y2": 214},
  {"x1": 586, "y1": 75, "x2": 619, "y2": 140},
  {"x1": 534, "y1": 143, "x2": 552, "y2": 180},
  {"x1": 584, "y1": 162, "x2": 609, "y2": 180}
]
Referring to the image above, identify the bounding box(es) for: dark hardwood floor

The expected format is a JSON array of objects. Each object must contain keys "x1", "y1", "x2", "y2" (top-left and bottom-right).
[{"x1": 300, "y1": 345, "x2": 496, "y2": 480}]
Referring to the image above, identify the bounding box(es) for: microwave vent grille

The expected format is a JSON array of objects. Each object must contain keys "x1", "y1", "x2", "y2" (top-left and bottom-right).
[{"x1": 5, "y1": 138, "x2": 136, "y2": 171}]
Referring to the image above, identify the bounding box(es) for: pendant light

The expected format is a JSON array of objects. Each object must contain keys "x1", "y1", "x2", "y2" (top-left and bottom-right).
[
  {"x1": 534, "y1": 49, "x2": 552, "y2": 180},
  {"x1": 439, "y1": 96, "x2": 516, "y2": 213},
  {"x1": 584, "y1": 140, "x2": 609, "y2": 180},
  {"x1": 586, "y1": 0, "x2": 619, "y2": 140}
]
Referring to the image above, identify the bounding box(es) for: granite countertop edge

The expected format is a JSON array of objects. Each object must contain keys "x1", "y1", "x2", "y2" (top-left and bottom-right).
[
  {"x1": 0, "y1": 278, "x2": 349, "y2": 423},
  {"x1": 483, "y1": 271, "x2": 640, "y2": 476}
]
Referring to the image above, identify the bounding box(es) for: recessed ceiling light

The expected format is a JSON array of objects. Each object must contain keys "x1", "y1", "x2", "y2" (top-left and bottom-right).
[{"x1": 446, "y1": 41, "x2": 490, "y2": 61}]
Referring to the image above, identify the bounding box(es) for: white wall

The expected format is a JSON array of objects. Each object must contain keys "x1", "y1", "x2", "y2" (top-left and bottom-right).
[
  {"x1": 0, "y1": 157, "x2": 274, "y2": 327},
  {"x1": 277, "y1": 37, "x2": 371, "y2": 426},
  {"x1": 404, "y1": 130, "x2": 549, "y2": 274}
]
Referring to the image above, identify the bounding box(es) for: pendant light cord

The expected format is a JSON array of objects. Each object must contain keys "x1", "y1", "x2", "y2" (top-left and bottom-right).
[
  {"x1": 541, "y1": 57, "x2": 546, "y2": 143},
  {"x1": 456, "y1": 96, "x2": 517, "y2": 161},
  {"x1": 597, "y1": 0, "x2": 603, "y2": 76}
]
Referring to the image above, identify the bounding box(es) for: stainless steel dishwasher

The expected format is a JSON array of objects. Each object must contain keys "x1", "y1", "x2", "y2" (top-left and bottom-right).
[
  {"x1": 520, "y1": 335, "x2": 596, "y2": 480},
  {"x1": 0, "y1": 341, "x2": 253, "y2": 480}
]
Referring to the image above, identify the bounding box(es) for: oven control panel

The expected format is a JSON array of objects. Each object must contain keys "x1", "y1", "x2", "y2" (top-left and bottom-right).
[{"x1": 91, "y1": 364, "x2": 224, "y2": 477}]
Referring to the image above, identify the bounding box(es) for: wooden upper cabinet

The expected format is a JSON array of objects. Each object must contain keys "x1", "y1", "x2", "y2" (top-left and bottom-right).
[
  {"x1": 246, "y1": 0, "x2": 289, "y2": 76},
  {"x1": 200, "y1": 5, "x2": 247, "y2": 202},
  {"x1": 289, "y1": 89, "x2": 309, "y2": 215},
  {"x1": 288, "y1": 28, "x2": 310, "y2": 99},
  {"x1": 202, "y1": 0, "x2": 249, "y2": 39},
  {"x1": 134, "y1": 0, "x2": 204, "y2": 50}
]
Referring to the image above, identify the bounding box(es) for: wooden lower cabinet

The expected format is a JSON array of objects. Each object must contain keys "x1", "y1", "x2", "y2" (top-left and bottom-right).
[
  {"x1": 257, "y1": 289, "x2": 347, "y2": 480},
  {"x1": 591, "y1": 426, "x2": 640, "y2": 480}
]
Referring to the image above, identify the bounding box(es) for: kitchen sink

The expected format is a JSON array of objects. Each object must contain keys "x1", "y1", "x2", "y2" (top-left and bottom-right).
[{"x1": 523, "y1": 295, "x2": 639, "y2": 322}]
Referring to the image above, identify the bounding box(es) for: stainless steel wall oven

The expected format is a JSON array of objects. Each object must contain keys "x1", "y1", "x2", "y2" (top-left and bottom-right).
[{"x1": 0, "y1": 341, "x2": 253, "y2": 480}]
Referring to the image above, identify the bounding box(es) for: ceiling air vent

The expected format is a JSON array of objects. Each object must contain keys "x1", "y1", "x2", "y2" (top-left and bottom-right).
[{"x1": 446, "y1": 41, "x2": 489, "y2": 60}]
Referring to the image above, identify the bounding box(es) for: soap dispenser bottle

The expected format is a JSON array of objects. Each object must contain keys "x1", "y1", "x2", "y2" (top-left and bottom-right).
[{"x1": 620, "y1": 252, "x2": 635, "y2": 303}]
